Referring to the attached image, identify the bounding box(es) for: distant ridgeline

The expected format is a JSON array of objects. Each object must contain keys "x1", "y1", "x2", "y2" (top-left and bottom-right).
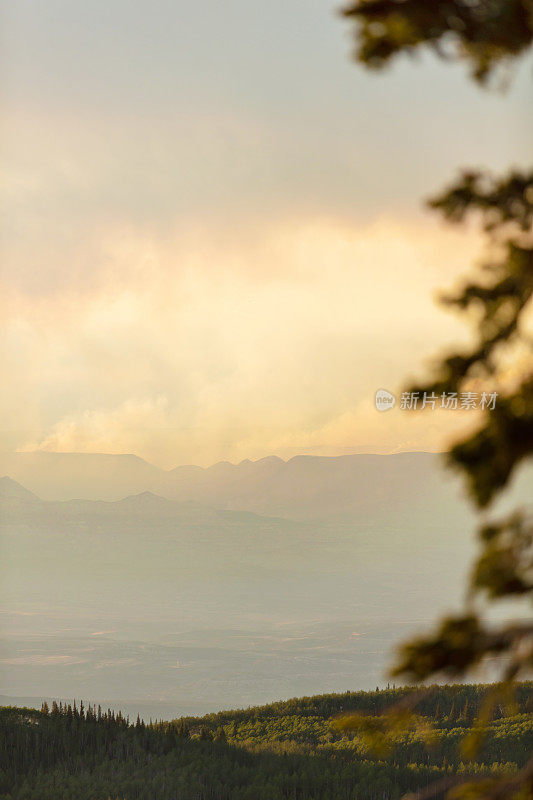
[{"x1": 1, "y1": 684, "x2": 531, "y2": 800}]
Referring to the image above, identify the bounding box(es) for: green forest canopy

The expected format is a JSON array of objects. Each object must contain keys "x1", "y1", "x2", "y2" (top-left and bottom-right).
[{"x1": 1, "y1": 683, "x2": 531, "y2": 800}]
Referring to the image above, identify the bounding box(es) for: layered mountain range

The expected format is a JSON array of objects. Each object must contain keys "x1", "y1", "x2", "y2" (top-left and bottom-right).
[{"x1": 4, "y1": 450, "x2": 530, "y2": 521}]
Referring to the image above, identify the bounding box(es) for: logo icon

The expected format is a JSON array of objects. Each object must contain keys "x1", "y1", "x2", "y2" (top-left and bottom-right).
[{"x1": 375, "y1": 389, "x2": 396, "y2": 412}]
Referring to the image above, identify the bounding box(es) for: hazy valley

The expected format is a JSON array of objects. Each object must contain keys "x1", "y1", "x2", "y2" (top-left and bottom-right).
[{"x1": 1, "y1": 452, "x2": 531, "y2": 719}]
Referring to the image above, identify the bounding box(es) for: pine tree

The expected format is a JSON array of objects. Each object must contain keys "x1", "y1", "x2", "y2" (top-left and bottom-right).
[{"x1": 214, "y1": 727, "x2": 227, "y2": 743}]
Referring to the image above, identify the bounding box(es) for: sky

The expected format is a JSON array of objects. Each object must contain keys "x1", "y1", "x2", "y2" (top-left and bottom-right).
[{"x1": 1, "y1": 0, "x2": 532, "y2": 468}]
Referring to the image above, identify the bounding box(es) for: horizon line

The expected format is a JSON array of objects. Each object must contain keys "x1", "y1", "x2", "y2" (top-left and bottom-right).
[{"x1": 6, "y1": 448, "x2": 446, "y2": 473}]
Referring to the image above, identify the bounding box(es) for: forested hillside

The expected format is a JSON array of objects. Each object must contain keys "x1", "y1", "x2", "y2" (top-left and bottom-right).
[{"x1": 1, "y1": 684, "x2": 531, "y2": 799}]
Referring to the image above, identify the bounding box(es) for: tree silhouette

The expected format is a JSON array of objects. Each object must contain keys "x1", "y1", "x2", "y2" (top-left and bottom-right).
[
  {"x1": 343, "y1": 0, "x2": 533, "y2": 84},
  {"x1": 341, "y1": 3, "x2": 532, "y2": 798}
]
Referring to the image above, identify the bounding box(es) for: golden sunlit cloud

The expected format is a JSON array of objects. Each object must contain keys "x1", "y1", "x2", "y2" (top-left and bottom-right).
[{"x1": 3, "y1": 213, "x2": 481, "y2": 467}]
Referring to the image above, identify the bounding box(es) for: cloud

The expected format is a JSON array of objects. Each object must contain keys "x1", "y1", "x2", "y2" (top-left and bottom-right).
[
  {"x1": 2, "y1": 0, "x2": 529, "y2": 469},
  {"x1": 21, "y1": 398, "x2": 172, "y2": 458},
  {"x1": 3, "y1": 212, "x2": 482, "y2": 467}
]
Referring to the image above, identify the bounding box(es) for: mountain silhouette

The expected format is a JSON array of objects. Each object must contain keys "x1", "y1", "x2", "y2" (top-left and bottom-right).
[{"x1": 1, "y1": 451, "x2": 530, "y2": 522}]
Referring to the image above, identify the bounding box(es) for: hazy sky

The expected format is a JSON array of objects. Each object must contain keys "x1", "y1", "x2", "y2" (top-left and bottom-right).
[{"x1": 2, "y1": 0, "x2": 532, "y2": 467}]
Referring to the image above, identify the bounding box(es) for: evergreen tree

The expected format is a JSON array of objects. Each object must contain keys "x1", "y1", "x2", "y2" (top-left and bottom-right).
[{"x1": 341, "y1": 4, "x2": 532, "y2": 797}]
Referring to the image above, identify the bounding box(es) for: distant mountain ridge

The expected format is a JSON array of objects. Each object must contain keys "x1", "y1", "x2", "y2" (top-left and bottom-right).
[
  {"x1": 0, "y1": 452, "x2": 162, "y2": 503},
  {"x1": 0, "y1": 475, "x2": 42, "y2": 513},
  {"x1": 0, "y1": 476, "x2": 272, "y2": 526},
  {"x1": 0, "y1": 475, "x2": 40, "y2": 500},
  {"x1": 1, "y1": 451, "x2": 531, "y2": 521}
]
